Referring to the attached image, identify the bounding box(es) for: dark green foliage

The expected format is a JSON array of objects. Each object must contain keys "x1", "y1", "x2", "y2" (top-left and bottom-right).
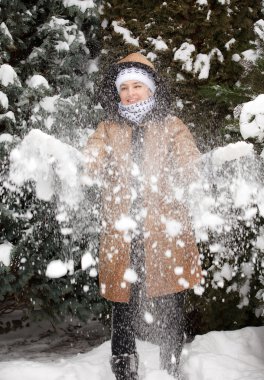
[
  {"x1": 188, "y1": 216, "x2": 264, "y2": 335},
  {"x1": 101, "y1": 0, "x2": 263, "y2": 148},
  {"x1": 103, "y1": 0, "x2": 262, "y2": 78},
  {"x1": 0, "y1": 0, "x2": 109, "y2": 328}
]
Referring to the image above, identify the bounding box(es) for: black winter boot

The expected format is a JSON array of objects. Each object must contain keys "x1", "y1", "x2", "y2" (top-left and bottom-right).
[{"x1": 110, "y1": 353, "x2": 139, "y2": 380}]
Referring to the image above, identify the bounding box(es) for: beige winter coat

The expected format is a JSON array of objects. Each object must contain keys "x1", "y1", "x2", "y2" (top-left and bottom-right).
[{"x1": 84, "y1": 115, "x2": 202, "y2": 303}]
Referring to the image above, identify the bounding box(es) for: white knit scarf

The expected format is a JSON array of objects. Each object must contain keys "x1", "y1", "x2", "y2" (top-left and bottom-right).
[{"x1": 118, "y1": 96, "x2": 155, "y2": 125}]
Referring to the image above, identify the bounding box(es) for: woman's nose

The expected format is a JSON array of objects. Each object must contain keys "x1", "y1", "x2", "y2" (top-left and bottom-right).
[{"x1": 127, "y1": 87, "x2": 134, "y2": 97}]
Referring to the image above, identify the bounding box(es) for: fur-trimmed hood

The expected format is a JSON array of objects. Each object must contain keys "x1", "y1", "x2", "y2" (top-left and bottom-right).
[{"x1": 96, "y1": 52, "x2": 171, "y2": 118}]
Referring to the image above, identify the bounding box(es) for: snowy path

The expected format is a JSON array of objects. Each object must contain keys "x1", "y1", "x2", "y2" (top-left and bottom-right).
[{"x1": 0, "y1": 326, "x2": 264, "y2": 380}]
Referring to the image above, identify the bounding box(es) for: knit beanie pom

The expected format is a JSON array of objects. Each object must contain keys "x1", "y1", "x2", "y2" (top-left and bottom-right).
[{"x1": 115, "y1": 67, "x2": 156, "y2": 94}]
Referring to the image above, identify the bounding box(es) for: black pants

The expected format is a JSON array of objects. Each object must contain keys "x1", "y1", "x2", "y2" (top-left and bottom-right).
[{"x1": 111, "y1": 284, "x2": 186, "y2": 372}]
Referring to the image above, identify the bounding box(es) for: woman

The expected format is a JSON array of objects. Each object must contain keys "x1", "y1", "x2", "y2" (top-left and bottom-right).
[{"x1": 83, "y1": 52, "x2": 202, "y2": 379}]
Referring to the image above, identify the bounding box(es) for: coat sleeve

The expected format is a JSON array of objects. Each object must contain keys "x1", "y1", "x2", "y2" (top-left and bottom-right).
[
  {"x1": 170, "y1": 117, "x2": 201, "y2": 185},
  {"x1": 82, "y1": 122, "x2": 109, "y2": 184}
]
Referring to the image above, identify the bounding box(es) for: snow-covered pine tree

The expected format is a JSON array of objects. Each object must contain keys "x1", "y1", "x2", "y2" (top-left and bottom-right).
[
  {"x1": 0, "y1": 0, "x2": 107, "y2": 327},
  {"x1": 101, "y1": 0, "x2": 262, "y2": 149},
  {"x1": 100, "y1": 0, "x2": 264, "y2": 333}
]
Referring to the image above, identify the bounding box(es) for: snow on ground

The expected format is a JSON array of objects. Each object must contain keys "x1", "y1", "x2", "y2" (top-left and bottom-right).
[{"x1": 0, "y1": 325, "x2": 263, "y2": 380}]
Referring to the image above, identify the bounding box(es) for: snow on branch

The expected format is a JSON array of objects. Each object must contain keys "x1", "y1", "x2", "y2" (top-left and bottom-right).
[
  {"x1": 9, "y1": 129, "x2": 85, "y2": 208},
  {"x1": 112, "y1": 21, "x2": 139, "y2": 47},
  {"x1": 62, "y1": 0, "x2": 95, "y2": 13},
  {"x1": 240, "y1": 94, "x2": 264, "y2": 145},
  {"x1": 0, "y1": 64, "x2": 21, "y2": 87},
  {"x1": 173, "y1": 43, "x2": 224, "y2": 80},
  {"x1": 0, "y1": 91, "x2": 9, "y2": 109},
  {"x1": 0, "y1": 22, "x2": 13, "y2": 40},
  {"x1": 186, "y1": 142, "x2": 264, "y2": 241}
]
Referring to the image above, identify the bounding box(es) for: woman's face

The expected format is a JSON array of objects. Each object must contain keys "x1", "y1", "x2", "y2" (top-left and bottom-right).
[{"x1": 119, "y1": 80, "x2": 152, "y2": 105}]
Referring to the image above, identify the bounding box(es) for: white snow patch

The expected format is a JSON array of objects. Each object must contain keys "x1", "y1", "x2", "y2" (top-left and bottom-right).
[
  {"x1": 0, "y1": 111, "x2": 16, "y2": 123},
  {"x1": 62, "y1": 0, "x2": 95, "y2": 13},
  {"x1": 206, "y1": 10, "x2": 212, "y2": 20},
  {"x1": 146, "y1": 52, "x2": 157, "y2": 62},
  {"x1": 48, "y1": 17, "x2": 69, "y2": 26},
  {"x1": 112, "y1": 21, "x2": 139, "y2": 47},
  {"x1": 174, "y1": 44, "x2": 224, "y2": 79},
  {"x1": 193, "y1": 284, "x2": 205, "y2": 295},
  {"x1": 184, "y1": 327, "x2": 264, "y2": 380},
  {"x1": 148, "y1": 36, "x2": 168, "y2": 51},
  {"x1": 44, "y1": 116, "x2": 54, "y2": 130},
  {"x1": 9, "y1": 129, "x2": 84, "y2": 207},
  {"x1": 176, "y1": 99, "x2": 184, "y2": 111},
  {"x1": 123, "y1": 268, "x2": 138, "y2": 283},
  {"x1": 193, "y1": 53, "x2": 210, "y2": 79},
  {"x1": 89, "y1": 268, "x2": 97, "y2": 277},
  {"x1": 178, "y1": 277, "x2": 190, "y2": 289},
  {"x1": 0, "y1": 91, "x2": 8, "y2": 109},
  {"x1": 115, "y1": 215, "x2": 137, "y2": 232},
  {"x1": 211, "y1": 141, "x2": 254, "y2": 165},
  {"x1": 209, "y1": 243, "x2": 222, "y2": 253},
  {"x1": 144, "y1": 311, "x2": 154, "y2": 324},
  {"x1": 44, "y1": 16, "x2": 85, "y2": 48},
  {"x1": 131, "y1": 162, "x2": 140, "y2": 177},
  {"x1": 26, "y1": 75, "x2": 49, "y2": 89},
  {"x1": 45, "y1": 260, "x2": 68, "y2": 278},
  {"x1": 165, "y1": 250, "x2": 172, "y2": 258},
  {"x1": 0, "y1": 242, "x2": 13, "y2": 266},
  {"x1": 0, "y1": 327, "x2": 264, "y2": 380},
  {"x1": 0, "y1": 133, "x2": 13, "y2": 143},
  {"x1": 39, "y1": 95, "x2": 60, "y2": 113},
  {"x1": 0, "y1": 22, "x2": 13, "y2": 40},
  {"x1": 254, "y1": 19, "x2": 264, "y2": 42},
  {"x1": 81, "y1": 252, "x2": 95, "y2": 270},
  {"x1": 0, "y1": 64, "x2": 21, "y2": 87},
  {"x1": 101, "y1": 19, "x2": 108, "y2": 29},
  {"x1": 55, "y1": 41, "x2": 70, "y2": 51},
  {"x1": 176, "y1": 73, "x2": 185, "y2": 81},
  {"x1": 225, "y1": 38, "x2": 236, "y2": 50},
  {"x1": 256, "y1": 234, "x2": 264, "y2": 250},
  {"x1": 232, "y1": 53, "x2": 241, "y2": 62},
  {"x1": 194, "y1": 49, "x2": 223, "y2": 80},
  {"x1": 241, "y1": 49, "x2": 259, "y2": 63},
  {"x1": 174, "y1": 266, "x2": 184, "y2": 275},
  {"x1": 161, "y1": 217, "x2": 182, "y2": 237},
  {"x1": 196, "y1": 0, "x2": 208, "y2": 6},
  {"x1": 196, "y1": 212, "x2": 225, "y2": 229},
  {"x1": 240, "y1": 94, "x2": 264, "y2": 141},
  {"x1": 88, "y1": 59, "x2": 99, "y2": 74},
  {"x1": 173, "y1": 42, "x2": 196, "y2": 72},
  {"x1": 221, "y1": 263, "x2": 233, "y2": 281}
]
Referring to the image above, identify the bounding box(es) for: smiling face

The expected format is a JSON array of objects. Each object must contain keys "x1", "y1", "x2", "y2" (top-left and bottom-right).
[{"x1": 119, "y1": 80, "x2": 152, "y2": 105}]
